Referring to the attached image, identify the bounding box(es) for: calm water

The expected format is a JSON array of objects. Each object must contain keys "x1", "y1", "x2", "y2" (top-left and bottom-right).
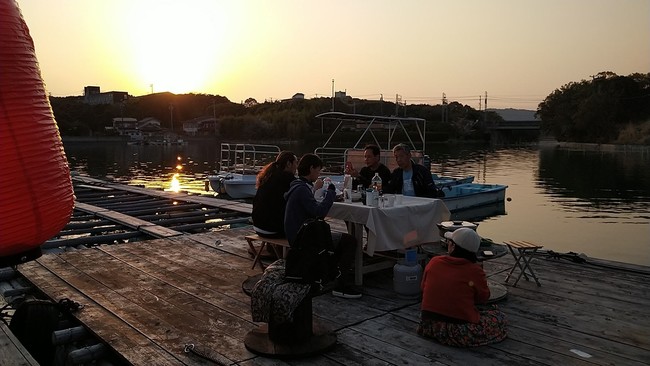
[{"x1": 63, "y1": 140, "x2": 650, "y2": 267}]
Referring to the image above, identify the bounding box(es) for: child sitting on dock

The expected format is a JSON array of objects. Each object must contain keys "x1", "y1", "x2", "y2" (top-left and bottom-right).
[{"x1": 418, "y1": 228, "x2": 507, "y2": 347}]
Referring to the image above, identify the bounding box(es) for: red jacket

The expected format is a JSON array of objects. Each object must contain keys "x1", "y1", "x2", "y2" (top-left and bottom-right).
[{"x1": 421, "y1": 255, "x2": 490, "y2": 323}]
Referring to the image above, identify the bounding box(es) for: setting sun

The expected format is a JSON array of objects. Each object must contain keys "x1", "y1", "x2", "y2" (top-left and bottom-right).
[{"x1": 122, "y1": 1, "x2": 231, "y2": 94}]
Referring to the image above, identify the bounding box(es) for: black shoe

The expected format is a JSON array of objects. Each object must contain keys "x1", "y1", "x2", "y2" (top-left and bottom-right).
[{"x1": 332, "y1": 286, "x2": 362, "y2": 299}]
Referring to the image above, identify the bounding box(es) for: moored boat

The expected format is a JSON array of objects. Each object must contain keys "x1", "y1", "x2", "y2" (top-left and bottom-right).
[
  {"x1": 439, "y1": 183, "x2": 508, "y2": 212},
  {"x1": 207, "y1": 143, "x2": 280, "y2": 199}
]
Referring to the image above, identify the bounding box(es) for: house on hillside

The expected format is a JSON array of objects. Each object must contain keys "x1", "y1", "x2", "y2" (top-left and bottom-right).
[
  {"x1": 84, "y1": 86, "x2": 128, "y2": 105},
  {"x1": 109, "y1": 116, "x2": 164, "y2": 141},
  {"x1": 182, "y1": 117, "x2": 217, "y2": 136},
  {"x1": 280, "y1": 93, "x2": 306, "y2": 102}
]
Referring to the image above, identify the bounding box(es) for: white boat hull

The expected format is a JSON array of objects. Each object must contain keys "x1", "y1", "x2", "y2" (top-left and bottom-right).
[
  {"x1": 207, "y1": 173, "x2": 257, "y2": 199},
  {"x1": 441, "y1": 183, "x2": 508, "y2": 212}
]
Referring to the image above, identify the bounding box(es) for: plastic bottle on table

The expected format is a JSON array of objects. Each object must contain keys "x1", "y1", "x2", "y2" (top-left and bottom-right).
[
  {"x1": 323, "y1": 177, "x2": 332, "y2": 188},
  {"x1": 371, "y1": 173, "x2": 382, "y2": 195}
]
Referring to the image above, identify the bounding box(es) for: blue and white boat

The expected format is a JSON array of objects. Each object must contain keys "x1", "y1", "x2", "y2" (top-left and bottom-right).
[{"x1": 439, "y1": 183, "x2": 508, "y2": 212}]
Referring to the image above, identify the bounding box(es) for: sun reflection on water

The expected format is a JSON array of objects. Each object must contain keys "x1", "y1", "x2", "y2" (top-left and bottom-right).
[{"x1": 169, "y1": 173, "x2": 181, "y2": 192}]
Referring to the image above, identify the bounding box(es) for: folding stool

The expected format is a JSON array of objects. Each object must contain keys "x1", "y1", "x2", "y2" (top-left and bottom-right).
[{"x1": 504, "y1": 240, "x2": 543, "y2": 287}]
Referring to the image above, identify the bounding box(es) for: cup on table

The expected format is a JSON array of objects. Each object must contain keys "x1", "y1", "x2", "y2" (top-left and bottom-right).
[
  {"x1": 395, "y1": 194, "x2": 404, "y2": 205},
  {"x1": 386, "y1": 194, "x2": 395, "y2": 207},
  {"x1": 344, "y1": 188, "x2": 352, "y2": 203}
]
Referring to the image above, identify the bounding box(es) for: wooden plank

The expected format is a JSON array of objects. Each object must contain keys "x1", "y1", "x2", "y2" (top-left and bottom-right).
[
  {"x1": 74, "y1": 202, "x2": 183, "y2": 238},
  {"x1": 500, "y1": 290, "x2": 650, "y2": 348},
  {"x1": 76, "y1": 184, "x2": 113, "y2": 191},
  {"x1": 359, "y1": 313, "x2": 584, "y2": 366},
  {"x1": 0, "y1": 322, "x2": 39, "y2": 366},
  {"x1": 505, "y1": 313, "x2": 650, "y2": 365},
  {"x1": 18, "y1": 258, "x2": 183, "y2": 365},
  {"x1": 336, "y1": 327, "x2": 450, "y2": 365},
  {"x1": 52, "y1": 248, "x2": 256, "y2": 362},
  {"x1": 99, "y1": 238, "x2": 256, "y2": 309},
  {"x1": 186, "y1": 229, "x2": 255, "y2": 259}
]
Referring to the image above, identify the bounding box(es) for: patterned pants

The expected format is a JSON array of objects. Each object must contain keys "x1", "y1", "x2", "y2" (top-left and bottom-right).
[{"x1": 416, "y1": 306, "x2": 507, "y2": 347}]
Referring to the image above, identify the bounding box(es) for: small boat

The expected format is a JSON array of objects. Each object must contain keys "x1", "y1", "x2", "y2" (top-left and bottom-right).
[
  {"x1": 208, "y1": 172, "x2": 257, "y2": 199},
  {"x1": 440, "y1": 183, "x2": 508, "y2": 212},
  {"x1": 432, "y1": 173, "x2": 474, "y2": 188},
  {"x1": 207, "y1": 143, "x2": 280, "y2": 199}
]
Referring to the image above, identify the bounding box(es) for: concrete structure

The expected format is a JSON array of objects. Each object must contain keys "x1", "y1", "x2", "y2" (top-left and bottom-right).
[{"x1": 83, "y1": 86, "x2": 128, "y2": 105}]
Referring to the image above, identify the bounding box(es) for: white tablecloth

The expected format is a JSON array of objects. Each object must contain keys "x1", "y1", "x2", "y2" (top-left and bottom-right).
[{"x1": 328, "y1": 196, "x2": 451, "y2": 256}]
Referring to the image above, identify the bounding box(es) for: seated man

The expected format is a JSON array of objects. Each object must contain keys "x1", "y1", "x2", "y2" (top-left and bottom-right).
[
  {"x1": 345, "y1": 144, "x2": 391, "y2": 189},
  {"x1": 284, "y1": 153, "x2": 361, "y2": 299},
  {"x1": 385, "y1": 144, "x2": 444, "y2": 198}
]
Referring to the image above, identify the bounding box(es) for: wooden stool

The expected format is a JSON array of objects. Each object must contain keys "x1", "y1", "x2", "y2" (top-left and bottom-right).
[
  {"x1": 504, "y1": 240, "x2": 543, "y2": 287},
  {"x1": 244, "y1": 235, "x2": 290, "y2": 270},
  {"x1": 244, "y1": 262, "x2": 336, "y2": 359},
  {"x1": 244, "y1": 295, "x2": 336, "y2": 358}
]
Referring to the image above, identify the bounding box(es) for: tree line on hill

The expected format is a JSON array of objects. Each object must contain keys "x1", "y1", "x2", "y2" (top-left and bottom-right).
[
  {"x1": 50, "y1": 92, "x2": 501, "y2": 143},
  {"x1": 49, "y1": 71, "x2": 650, "y2": 145},
  {"x1": 537, "y1": 71, "x2": 650, "y2": 144}
]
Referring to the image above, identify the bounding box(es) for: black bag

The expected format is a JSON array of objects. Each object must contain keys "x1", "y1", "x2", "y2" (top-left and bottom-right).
[{"x1": 285, "y1": 218, "x2": 338, "y2": 286}]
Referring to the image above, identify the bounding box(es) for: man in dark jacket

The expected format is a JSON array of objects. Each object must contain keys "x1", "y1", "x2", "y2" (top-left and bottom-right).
[
  {"x1": 284, "y1": 153, "x2": 361, "y2": 299},
  {"x1": 385, "y1": 144, "x2": 444, "y2": 198},
  {"x1": 345, "y1": 144, "x2": 391, "y2": 189}
]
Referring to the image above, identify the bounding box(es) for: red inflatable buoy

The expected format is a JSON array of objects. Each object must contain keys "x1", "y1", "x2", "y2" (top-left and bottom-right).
[{"x1": 0, "y1": 0, "x2": 75, "y2": 265}]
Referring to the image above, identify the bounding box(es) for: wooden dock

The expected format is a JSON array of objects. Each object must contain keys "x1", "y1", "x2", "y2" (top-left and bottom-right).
[
  {"x1": 11, "y1": 228, "x2": 650, "y2": 365},
  {"x1": 2, "y1": 178, "x2": 650, "y2": 365}
]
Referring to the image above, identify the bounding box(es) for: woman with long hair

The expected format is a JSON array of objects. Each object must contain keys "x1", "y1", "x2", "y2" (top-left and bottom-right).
[{"x1": 251, "y1": 151, "x2": 298, "y2": 238}]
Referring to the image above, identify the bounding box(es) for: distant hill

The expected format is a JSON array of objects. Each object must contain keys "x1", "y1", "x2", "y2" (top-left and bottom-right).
[{"x1": 489, "y1": 108, "x2": 538, "y2": 121}]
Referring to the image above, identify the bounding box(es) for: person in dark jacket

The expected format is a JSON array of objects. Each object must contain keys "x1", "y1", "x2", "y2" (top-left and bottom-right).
[
  {"x1": 385, "y1": 144, "x2": 444, "y2": 198},
  {"x1": 251, "y1": 151, "x2": 297, "y2": 238},
  {"x1": 284, "y1": 153, "x2": 361, "y2": 299},
  {"x1": 345, "y1": 144, "x2": 391, "y2": 189}
]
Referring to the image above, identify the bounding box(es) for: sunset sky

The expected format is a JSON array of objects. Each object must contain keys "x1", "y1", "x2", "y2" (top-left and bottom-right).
[{"x1": 17, "y1": 0, "x2": 650, "y2": 110}]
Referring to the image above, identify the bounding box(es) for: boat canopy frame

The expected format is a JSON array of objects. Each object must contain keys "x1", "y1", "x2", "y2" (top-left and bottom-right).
[
  {"x1": 314, "y1": 112, "x2": 427, "y2": 152},
  {"x1": 219, "y1": 143, "x2": 281, "y2": 174},
  {"x1": 313, "y1": 112, "x2": 428, "y2": 173}
]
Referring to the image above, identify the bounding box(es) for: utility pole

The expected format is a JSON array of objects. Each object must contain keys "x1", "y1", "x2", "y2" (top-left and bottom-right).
[
  {"x1": 442, "y1": 93, "x2": 448, "y2": 123},
  {"x1": 484, "y1": 91, "x2": 488, "y2": 124},
  {"x1": 169, "y1": 104, "x2": 174, "y2": 132},
  {"x1": 331, "y1": 79, "x2": 335, "y2": 112},
  {"x1": 213, "y1": 100, "x2": 217, "y2": 135},
  {"x1": 395, "y1": 94, "x2": 401, "y2": 116}
]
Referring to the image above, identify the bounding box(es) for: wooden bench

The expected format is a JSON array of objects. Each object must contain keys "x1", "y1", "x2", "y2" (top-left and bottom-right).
[
  {"x1": 244, "y1": 234, "x2": 290, "y2": 270},
  {"x1": 504, "y1": 240, "x2": 543, "y2": 287}
]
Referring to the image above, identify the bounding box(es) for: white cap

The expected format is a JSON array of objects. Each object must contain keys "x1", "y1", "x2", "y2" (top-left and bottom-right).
[{"x1": 444, "y1": 228, "x2": 481, "y2": 253}]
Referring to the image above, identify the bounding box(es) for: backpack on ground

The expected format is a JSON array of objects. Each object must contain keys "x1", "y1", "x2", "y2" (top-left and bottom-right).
[{"x1": 285, "y1": 218, "x2": 339, "y2": 287}]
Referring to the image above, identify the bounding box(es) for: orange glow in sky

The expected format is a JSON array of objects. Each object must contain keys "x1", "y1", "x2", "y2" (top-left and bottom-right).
[{"x1": 16, "y1": 0, "x2": 650, "y2": 110}]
